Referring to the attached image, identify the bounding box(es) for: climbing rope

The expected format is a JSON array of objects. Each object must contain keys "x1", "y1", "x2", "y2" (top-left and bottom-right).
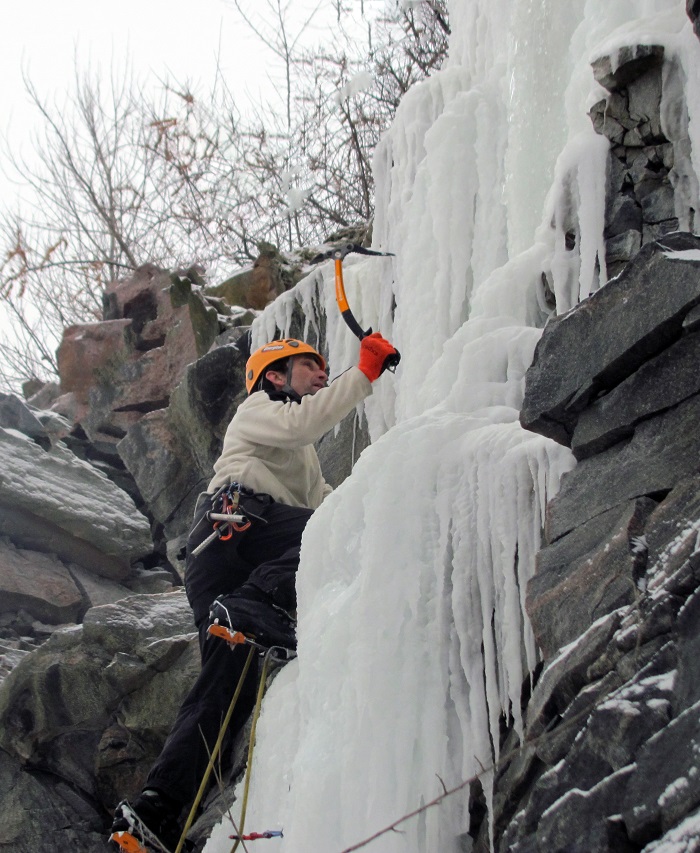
[
  {"x1": 174, "y1": 645, "x2": 257, "y2": 853},
  {"x1": 229, "y1": 646, "x2": 278, "y2": 853}
]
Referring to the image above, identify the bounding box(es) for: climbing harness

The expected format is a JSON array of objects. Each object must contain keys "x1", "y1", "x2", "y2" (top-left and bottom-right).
[
  {"x1": 310, "y1": 242, "x2": 401, "y2": 374},
  {"x1": 191, "y1": 484, "x2": 262, "y2": 558}
]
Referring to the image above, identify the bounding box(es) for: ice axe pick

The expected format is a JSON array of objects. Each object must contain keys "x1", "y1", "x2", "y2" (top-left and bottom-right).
[{"x1": 310, "y1": 242, "x2": 401, "y2": 373}]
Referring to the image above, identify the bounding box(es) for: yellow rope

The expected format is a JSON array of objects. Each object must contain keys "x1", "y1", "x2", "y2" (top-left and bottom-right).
[
  {"x1": 229, "y1": 648, "x2": 276, "y2": 853},
  {"x1": 174, "y1": 645, "x2": 257, "y2": 853}
]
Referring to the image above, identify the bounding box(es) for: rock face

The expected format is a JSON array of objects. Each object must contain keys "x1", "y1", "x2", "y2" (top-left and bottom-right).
[
  {"x1": 0, "y1": 395, "x2": 174, "y2": 684},
  {"x1": 520, "y1": 231, "x2": 700, "y2": 452},
  {"x1": 58, "y1": 264, "x2": 221, "y2": 445},
  {"x1": 588, "y1": 44, "x2": 697, "y2": 278},
  {"x1": 205, "y1": 242, "x2": 303, "y2": 310},
  {"x1": 0, "y1": 427, "x2": 152, "y2": 579},
  {"x1": 480, "y1": 233, "x2": 700, "y2": 852},
  {"x1": 0, "y1": 592, "x2": 199, "y2": 853}
]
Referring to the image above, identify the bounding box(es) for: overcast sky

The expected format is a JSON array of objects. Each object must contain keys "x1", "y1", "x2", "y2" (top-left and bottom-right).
[{"x1": 0, "y1": 0, "x2": 369, "y2": 207}]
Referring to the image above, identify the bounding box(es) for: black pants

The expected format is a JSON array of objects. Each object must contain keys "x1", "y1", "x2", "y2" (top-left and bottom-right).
[{"x1": 145, "y1": 493, "x2": 313, "y2": 806}]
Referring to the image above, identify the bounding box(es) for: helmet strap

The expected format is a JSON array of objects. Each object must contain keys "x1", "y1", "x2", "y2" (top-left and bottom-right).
[{"x1": 280, "y1": 358, "x2": 298, "y2": 399}]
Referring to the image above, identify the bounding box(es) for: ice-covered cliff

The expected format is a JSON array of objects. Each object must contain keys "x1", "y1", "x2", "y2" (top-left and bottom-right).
[{"x1": 204, "y1": 2, "x2": 700, "y2": 851}]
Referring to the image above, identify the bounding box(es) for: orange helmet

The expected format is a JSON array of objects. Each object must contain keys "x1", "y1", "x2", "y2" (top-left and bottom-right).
[{"x1": 245, "y1": 339, "x2": 326, "y2": 394}]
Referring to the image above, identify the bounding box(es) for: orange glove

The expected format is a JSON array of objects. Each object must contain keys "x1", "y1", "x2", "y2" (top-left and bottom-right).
[{"x1": 358, "y1": 332, "x2": 399, "y2": 382}]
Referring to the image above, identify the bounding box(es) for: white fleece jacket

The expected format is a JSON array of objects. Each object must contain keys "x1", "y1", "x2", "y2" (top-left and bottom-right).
[{"x1": 207, "y1": 366, "x2": 372, "y2": 508}]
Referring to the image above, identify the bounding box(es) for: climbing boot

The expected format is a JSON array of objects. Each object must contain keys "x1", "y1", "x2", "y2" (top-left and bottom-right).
[{"x1": 209, "y1": 587, "x2": 296, "y2": 650}]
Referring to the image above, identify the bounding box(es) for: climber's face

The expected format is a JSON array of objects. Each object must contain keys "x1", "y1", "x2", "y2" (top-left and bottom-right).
[
  {"x1": 288, "y1": 355, "x2": 328, "y2": 396},
  {"x1": 265, "y1": 354, "x2": 328, "y2": 397}
]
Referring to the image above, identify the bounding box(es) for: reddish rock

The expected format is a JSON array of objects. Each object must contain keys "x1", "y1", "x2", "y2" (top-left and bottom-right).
[
  {"x1": 57, "y1": 320, "x2": 133, "y2": 399},
  {"x1": 56, "y1": 265, "x2": 219, "y2": 445}
]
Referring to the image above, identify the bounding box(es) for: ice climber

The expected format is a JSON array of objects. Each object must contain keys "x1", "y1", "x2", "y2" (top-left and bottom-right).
[{"x1": 110, "y1": 332, "x2": 398, "y2": 851}]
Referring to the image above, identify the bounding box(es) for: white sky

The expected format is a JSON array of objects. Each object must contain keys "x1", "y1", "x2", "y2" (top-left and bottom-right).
[
  {"x1": 0, "y1": 0, "x2": 384, "y2": 384},
  {"x1": 0, "y1": 0, "x2": 370, "y2": 206}
]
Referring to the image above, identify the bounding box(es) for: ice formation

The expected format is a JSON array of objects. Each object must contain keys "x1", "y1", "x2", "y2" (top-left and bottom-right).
[{"x1": 205, "y1": 2, "x2": 699, "y2": 851}]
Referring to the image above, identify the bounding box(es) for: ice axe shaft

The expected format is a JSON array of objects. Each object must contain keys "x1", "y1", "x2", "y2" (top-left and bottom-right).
[{"x1": 311, "y1": 242, "x2": 401, "y2": 373}]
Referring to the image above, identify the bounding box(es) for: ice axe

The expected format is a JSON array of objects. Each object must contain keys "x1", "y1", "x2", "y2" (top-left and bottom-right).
[{"x1": 310, "y1": 242, "x2": 401, "y2": 373}]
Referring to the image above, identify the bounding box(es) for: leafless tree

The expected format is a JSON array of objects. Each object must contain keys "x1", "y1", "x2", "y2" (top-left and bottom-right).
[{"x1": 0, "y1": 0, "x2": 449, "y2": 392}]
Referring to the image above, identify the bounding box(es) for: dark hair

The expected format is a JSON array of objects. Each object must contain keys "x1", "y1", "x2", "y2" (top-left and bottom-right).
[{"x1": 257, "y1": 356, "x2": 290, "y2": 392}]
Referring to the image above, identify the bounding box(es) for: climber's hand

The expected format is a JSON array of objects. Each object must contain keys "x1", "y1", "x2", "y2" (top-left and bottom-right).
[{"x1": 358, "y1": 332, "x2": 400, "y2": 381}]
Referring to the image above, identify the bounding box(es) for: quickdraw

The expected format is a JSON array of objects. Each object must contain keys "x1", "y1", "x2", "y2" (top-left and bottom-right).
[
  {"x1": 214, "y1": 489, "x2": 251, "y2": 539},
  {"x1": 191, "y1": 484, "x2": 255, "y2": 557}
]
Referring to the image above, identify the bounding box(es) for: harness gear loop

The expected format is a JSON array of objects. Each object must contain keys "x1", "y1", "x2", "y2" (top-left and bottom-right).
[{"x1": 192, "y1": 485, "x2": 256, "y2": 558}]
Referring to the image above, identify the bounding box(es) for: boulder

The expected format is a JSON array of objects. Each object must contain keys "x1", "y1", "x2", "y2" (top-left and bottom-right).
[
  {"x1": 0, "y1": 539, "x2": 83, "y2": 625},
  {"x1": 0, "y1": 591, "x2": 198, "y2": 843},
  {"x1": 520, "y1": 233, "x2": 700, "y2": 446},
  {"x1": 0, "y1": 428, "x2": 152, "y2": 579},
  {"x1": 0, "y1": 394, "x2": 48, "y2": 447}
]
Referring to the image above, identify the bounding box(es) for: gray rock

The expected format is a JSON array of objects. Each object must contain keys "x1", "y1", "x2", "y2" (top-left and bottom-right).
[
  {"x1": 0, "y1": 428, "x2": 152, "y2": 579},
  {"x1": 639, "y1": 181, "x2": 676, "y2": 223},
  {"x1": 167, "y1": 344, "x2": 247, "y2": 486},
  {"x1": 0, "y1": 394, "x2": 48, "y2": 446},
  {"x1": 606, "y1": 231, "x2": 643, "y2": 279},
  {"x1": 25, "y1": 381, "x2": 61, "y2": 411},
  {"x1": 117, "y1": 408, "x2": 200, "y2": 534},
  {"x1": 0, "y1": 538, "x2": 83, "y2": 625},
  {"x1": 528, "y1": 498, "x2": 656, "y2": 657},
  {"x1": 67, "y1": 563, "x2": 133, "y2": 610},
  {"x1": 605, "y1": 195, "x2": 642, "y2": 239},
  {"x1": 0, "y1": 748, "x2": 106, "y2": 853},
  {"x1": 0, "y1": 591, "x2": 199, "y2": 841},
  {"x1": 622, "y1": 699, "x2": 700, "y2": 845},
  {"x1": 546, "y1": 390, "x2": 700, "y2": 542},
  {"x1": 526, "y1": 609, "x2": 624, "y2": 738},
  {"x1": 316, "y1": 406, "x2": 370, "y2": 489},
  {"x1": 520, "y1": 233, "x2": 700, "y2": 445},
  {"x1": 684, "y1": 304, "x2": 700, "y2": 332},
  {"x1": 590, "y1": 101, "x2": 626, "y2": 144},
  {"x1": 675, "y1": 588, "x2": 700, "y2": 715},
  {"x1": 571, "y1": 330, "x2": 700, "y2": 459},
  {"x1": 118, "y1": 343, "x2": 248, "y2": 541},
  {"x1": 592, "y1": 45, "x2": 664, "y2": 93},
  {"x1": 641, "y1": 473, "x2": 700, "y2": 588},
  {"x1": 643, "y1": 220, "x2": 680, "y2": 244},
  {"x1": 536, "y1": 766, "x2": 636, "y2": 853}
]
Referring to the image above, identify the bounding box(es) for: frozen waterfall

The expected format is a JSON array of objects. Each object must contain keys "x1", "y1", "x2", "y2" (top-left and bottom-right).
[{"x1": 204, "y1": 1, "x2": 698, "y2": 851}]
